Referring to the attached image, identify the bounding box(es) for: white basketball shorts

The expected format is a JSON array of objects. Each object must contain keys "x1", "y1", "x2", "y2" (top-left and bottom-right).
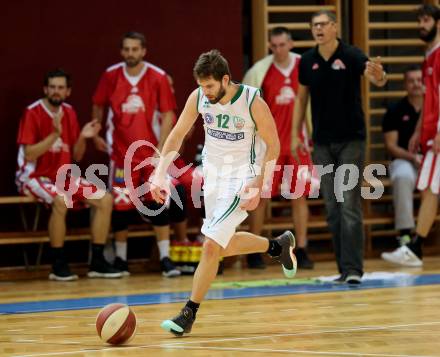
[{"x1": 201, "y1": 176, "x2": 249, "y2": 249}]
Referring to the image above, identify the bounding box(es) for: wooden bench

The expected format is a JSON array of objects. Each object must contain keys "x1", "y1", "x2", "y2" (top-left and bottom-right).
[{"x1": 0, "y1": 196, "x2": 200, "y2": 270}]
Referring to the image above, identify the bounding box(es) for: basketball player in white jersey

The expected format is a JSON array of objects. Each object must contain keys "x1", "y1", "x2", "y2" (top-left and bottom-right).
[{"x1": 151, "y1": 50, "x2": 297, "y2": 336}]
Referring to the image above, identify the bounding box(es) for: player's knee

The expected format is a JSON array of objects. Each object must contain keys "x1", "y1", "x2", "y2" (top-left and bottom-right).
[
  {"x1": 52, "y1": 195, "x2": 68, "y2": 215},
  {"x1": 393, "y1": 177, "x2": 415, "y2": 190},
  {"x1": 112, "y1": 210, "x2": 130, "y2": 232},
  {"x1": 149, "y1": 208, "x2": 170, "y2": 226},
  {"x1": 202, "y1": 238, "x2": 222, "y2": 260},
  {"x1": 142, "y1": 201, "x2": 170, "y2": 226}
]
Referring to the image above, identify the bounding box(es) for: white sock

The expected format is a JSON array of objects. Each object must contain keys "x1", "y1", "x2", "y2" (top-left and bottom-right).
[
  {"x1": 115, "y1": 241, "x2": 127, "y2": 261},
  {"x1": 157, "y1": 240, "x2": 170, "y2": 260}
]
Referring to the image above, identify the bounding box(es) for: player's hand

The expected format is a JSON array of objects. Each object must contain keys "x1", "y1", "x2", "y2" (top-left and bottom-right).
[
  {"x1": 52, "y1": 111, "x2": 63, "y2": 135},
  {"x1": 412, "y1": 153, "x2": 422, "y2": 168},
  {"x1": 366, "y1": 56, "x2": 385, "y2": 82},
  {"x1": 93, "y1": 136, "x2": 108, "y2": 152},
  {"x1": 433, "y1": 132, "x2": 440, "y2": 154},
  {"x1": 150, "y1": 174, "x2": 170, "y2": 205},
  {"x1": 239, "y1": 178, "x2": 261, "y2": 211},
  {"x1": 81, "y1": 119, "x2": 101, "y2": 139},
  {"x1": 291, "y1": 137, "x2": 307, "y2": 162},
  {"x1": 408, "y1": 131, "x2": 420, "y2": 154}
]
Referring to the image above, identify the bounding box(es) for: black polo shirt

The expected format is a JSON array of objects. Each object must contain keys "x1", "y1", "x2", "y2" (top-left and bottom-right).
[
  {"x1": 382, "y1": 96, "x2": 420, "y2": 152},
  {"x1": 299, "y1": 40, "x2": 368, "y2": 144}
]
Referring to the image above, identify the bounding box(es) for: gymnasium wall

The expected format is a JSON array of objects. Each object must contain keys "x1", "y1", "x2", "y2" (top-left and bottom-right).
[{"x1": 0, "y1": 0, "x2": 243, "y2": 196}]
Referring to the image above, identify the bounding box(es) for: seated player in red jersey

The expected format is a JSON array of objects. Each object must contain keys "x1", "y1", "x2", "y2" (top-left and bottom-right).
[{"x1": 15, "y1": 69, "x2": 122, "y2": 281}]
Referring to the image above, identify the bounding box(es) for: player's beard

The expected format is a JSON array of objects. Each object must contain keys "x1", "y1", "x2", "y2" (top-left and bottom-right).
[
  {"x1": 125, "y1": 57, "x2": 142, "y2": 68},
  {"x1": 419, "y1": 24, "x2": 437, "y2": 43},
  {"x1": 47, "y1": 96, "x2": 64, "y2": 107},
  {"x1": 208, "y1": 85, "x2": 226, "y2": 104}
]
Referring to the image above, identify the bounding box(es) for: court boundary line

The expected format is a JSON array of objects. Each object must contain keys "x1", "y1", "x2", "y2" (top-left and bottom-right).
[
  {"x1": 3, "y1": 274, "x2": 440, "y2": 315},
  {"x1": 12, "y1": 320, "x2": 440, "y2": 357}
]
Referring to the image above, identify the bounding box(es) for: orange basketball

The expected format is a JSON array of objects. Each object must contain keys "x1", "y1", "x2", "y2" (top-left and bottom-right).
[{"x1": 96, "y1": 303, "x2": 137, "y2": 345}]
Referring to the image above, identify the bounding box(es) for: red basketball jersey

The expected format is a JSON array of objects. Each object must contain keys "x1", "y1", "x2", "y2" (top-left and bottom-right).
[
  {"x1": 93, "y1": 62, "x2": 176, "y2": 165},
  {"x1": 16, "y1": 100, "x2": 80, "y2": 184},
  {"x1": 261, "y1": 53, "x2": 302, "y2": 153},
  {"x1": 421, "y1": 43, "x2": 440, "y2": 150}
]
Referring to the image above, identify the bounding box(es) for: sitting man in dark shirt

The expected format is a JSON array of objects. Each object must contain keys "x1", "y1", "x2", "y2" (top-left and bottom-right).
[{"x1": 381, "y1": 65, "x2": 423, "y2": 266}]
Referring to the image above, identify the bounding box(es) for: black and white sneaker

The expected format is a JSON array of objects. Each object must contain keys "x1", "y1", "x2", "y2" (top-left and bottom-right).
[
  {"x1": 88, "y1": 257, "x2": 123, "y2": 278},
  {"x1": 113, "y1": 257, "x2": 130, "y2": 277},
  {"x1": 49, "y1": 260, "x2": 78, "y2": 281},
  {"x1": 272, "y1": 231, "x2": 297, "y2": 278},
  {"x1": 333, "y1": 273, "x2": 362, "y2": 285},
  {"x1": 160, "y1": 257, "x2": 181, "y2": 278},
  {"x1": 345, "y1": 274, "x2": 362, "y2": 285},
  {"x1": 161, "y1": 306, "x2": 195, "y2": 336}
]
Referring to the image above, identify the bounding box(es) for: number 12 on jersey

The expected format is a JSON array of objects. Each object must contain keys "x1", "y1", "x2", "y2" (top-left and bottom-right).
[{"x1": 216, "y1": 114, "x2": 229, "y2": 129}]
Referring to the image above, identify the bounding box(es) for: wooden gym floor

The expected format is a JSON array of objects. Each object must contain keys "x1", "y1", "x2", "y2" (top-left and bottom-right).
[{"x1": 1, "y1": 258, "x2": 440, "y2": 356}]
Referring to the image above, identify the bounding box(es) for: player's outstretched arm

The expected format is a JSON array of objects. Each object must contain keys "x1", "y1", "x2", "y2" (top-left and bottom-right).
[{"x1": 151, "y1": 89, "x2": 199, "y2": 203}]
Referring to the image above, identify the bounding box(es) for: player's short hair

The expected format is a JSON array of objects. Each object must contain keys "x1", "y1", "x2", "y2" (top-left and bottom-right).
[
  {"x1": 269, "y1": 27, "x2": 292, "y2": 40},
  {"x1": 121, "y1": 31, "x2": 146, "y2": 48},
  {"x1": 417, "y1": 4, "x2": 440, "y2": 22},
  {"x1": 193, "y1": 49, "x2": 231, "y2": 82},
  {"x1": 403, "y1": 64, "x2": 422, "y2": 79},
  {"x1": 44, "y1": 69, "x2": 72, "y2": 88},
  {"x1": 311, "y1": 10, "x2": 337, "y2": 24}
]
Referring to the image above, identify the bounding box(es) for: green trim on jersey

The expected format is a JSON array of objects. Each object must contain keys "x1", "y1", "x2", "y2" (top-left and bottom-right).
[
  {"x1": 248, "y1": 88, "x2": 261, "y2": 130},
  {"x1": 230, "y1": 84, "x2": 244, "y2": 105},
  {"x1": 213, "y1": 195, "x2": 240, "y2": 226},
  {"x1": 250, "y1": 130, "x2": 256, "y2": 164},
  {"x1": 249, "y1": 130, "x2": 256, "y2": 176},
  {"x1": 196, "y1": 87, "x2": 201, "y2": 113}
]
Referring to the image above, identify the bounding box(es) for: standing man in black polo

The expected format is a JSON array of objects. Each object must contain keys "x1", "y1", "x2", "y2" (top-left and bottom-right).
[{"x1": 292, "y1": 10, "x2": 387, "y2": 284}]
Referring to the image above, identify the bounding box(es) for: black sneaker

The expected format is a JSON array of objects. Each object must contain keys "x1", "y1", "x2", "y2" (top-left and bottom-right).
[
  {"x1": 49, "y1": 260, "x2": 78, "y2": 281},
  {"x1": 296, "y1": 248, "x2": 314, "y2": 269},
  {"x1": 161, "y1": 306, "x2": 195, "y2": 336},
  {"x1": 160, "y1": 257, "x2": 181, "y2": 278},
  {"x1": 247, "y1": 253, "x2": 266, "y2": 269},
  {"x1": 88, "y1": 257, "x2": 123, "y2": 279},
  {"x1": 113, "y1": 257, "x2": 130, "y2": 277},
  {"x1": 333, "y1": 274, "x2": 347, "y2": 284},
  {"x1": 272, "y1": 231, "x2": 297, "y2": 278}
]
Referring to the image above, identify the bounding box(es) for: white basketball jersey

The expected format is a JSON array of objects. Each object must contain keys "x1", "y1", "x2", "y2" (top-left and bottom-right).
[{"x1": 197, "y1": 84, "x2": 263, "y2": 179}]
